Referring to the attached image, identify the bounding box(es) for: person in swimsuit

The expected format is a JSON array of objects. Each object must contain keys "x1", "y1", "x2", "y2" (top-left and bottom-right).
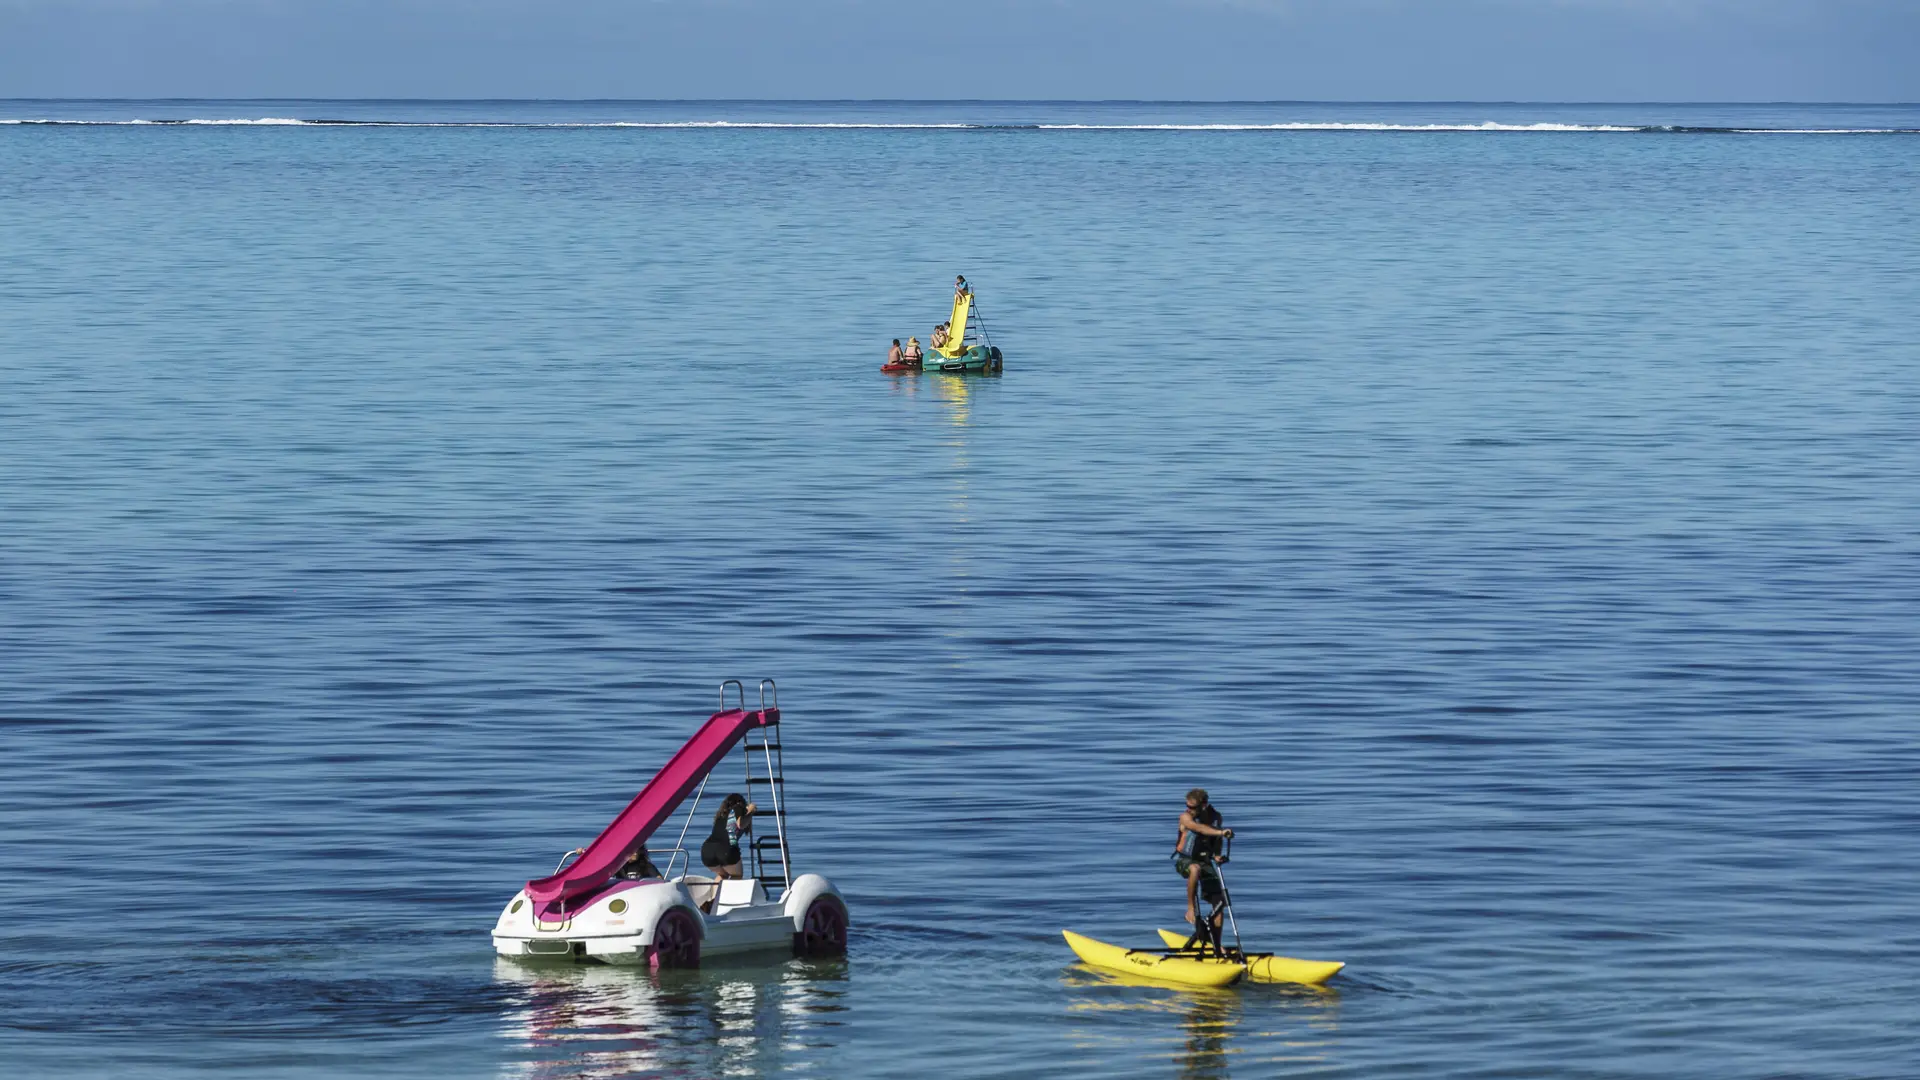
[
  {"x1": 1173, "y1": 788, "x2": 1233, "y2": 932},
  {"x1": 954, "y1": 274, "x2": 970, "y2": 300},
  {"x1": 903, "y1": 337, "x2": 923, "y2": 366},
  {"x1": 931, "y1": 323, "x2": 949, "y2": 350},
  {"x1": 888, "y1": 339, "x2": 905, "y2": 368},
  {"x1": 701, "y1": 793, "x2": 755, "y2": 880},
  {"x1": 616, "y1": 848, "x2": 661, "y2": 880}
]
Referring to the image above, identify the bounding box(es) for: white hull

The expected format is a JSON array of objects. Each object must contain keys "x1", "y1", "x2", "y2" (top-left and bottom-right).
[{"x1": 492, "y1": 874, "x2": 844, "y2": 965}]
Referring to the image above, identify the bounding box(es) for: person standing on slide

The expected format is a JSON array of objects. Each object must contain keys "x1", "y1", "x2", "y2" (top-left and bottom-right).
[{"x1": 1174, "y1": 788, "x2": 1232, "y2": 931}]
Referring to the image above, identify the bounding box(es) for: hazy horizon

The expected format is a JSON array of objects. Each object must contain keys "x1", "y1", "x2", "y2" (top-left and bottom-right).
[
  {"x1": 5, "y1": 97, "x2": 1917, "y2": 104},
  {"x1": 3, "y1": 1, "x2": 1915, "y2": 102}
]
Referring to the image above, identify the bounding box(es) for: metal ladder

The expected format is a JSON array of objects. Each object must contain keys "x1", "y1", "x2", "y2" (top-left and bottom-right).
[
  {"x1": 743, "y1": 679, "x2": 793, "y2": 898},
  {"x1": 962, "y1": 296, "x2": 993, "y2": 351}
]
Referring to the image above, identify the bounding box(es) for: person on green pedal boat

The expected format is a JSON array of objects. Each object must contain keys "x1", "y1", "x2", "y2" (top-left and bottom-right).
[
  {"x1": 1174, "y1": 788, "x2": 1232, "y2": 931},
  {"x1": 954, "y1": 274, "x2": 970, "y2": 300}
]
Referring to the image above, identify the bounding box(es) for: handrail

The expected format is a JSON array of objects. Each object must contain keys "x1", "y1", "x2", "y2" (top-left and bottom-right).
[
  {"x1": 759, "y1": 723, "x2": 793, "y2": 892},
  {"x1": 672, "y1": 771, "x2": 712, "y2": 867},
  {"x1": 759, "y1": 678, "x2": 777, "y2": 711},
  {"x1": 720, "y1": 679, "x2": 745, "y2": 713},
  {"x1": 647, "y1": 847, "x2": 688, "y2": 880}
]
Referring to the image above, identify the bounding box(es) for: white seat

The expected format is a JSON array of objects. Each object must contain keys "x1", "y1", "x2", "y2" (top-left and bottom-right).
[
  {"x1": 717, "y1": 878, "x2": 765, "y2": 908},
  {"x1": 681, "y1": 875, "x2": 719, "y2": 909}
]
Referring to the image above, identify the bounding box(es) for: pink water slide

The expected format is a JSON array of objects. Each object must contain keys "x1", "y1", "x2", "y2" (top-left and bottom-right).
[{"x1": 525, "y1": 706, "x2": 777, "y2": 907}]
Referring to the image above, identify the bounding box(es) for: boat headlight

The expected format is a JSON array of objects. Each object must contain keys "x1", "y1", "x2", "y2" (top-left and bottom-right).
[
  {"x1": 510, "y1": 899, "x2": 524, "y2": 914},
  {"x1": 609, "y1": 898, "x2": 628, "y2": 915}
]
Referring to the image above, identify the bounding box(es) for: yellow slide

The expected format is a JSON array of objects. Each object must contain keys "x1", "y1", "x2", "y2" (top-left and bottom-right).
[
  {"x1": 1155, "y1": 928, "x2": 1345, "y2": 986},
  {"x1": 935, "y1": 290, "x2": 973, "y2": 359}
]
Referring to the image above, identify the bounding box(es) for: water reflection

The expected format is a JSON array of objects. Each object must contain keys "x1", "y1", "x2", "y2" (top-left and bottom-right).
[
  {"x1": 894, "y1": 372, "x2": 997, "y2": 616},
  {"x1": 936, "y1": 376, "x2": 974, "y2": 529},
  {"x1": 882, "y1": 366, "x2": 995, "y2": 429},
  {"x1": 1061, "y1": 964, "x2": 1341, "y2": 1078},
  {"x1": 1175, "y1": 989, "x2": 1240, "y2": 1080},
  {"x1": 494, "y1": 957, "x2": 848, "y2": 1080},
  {"x1": 931, "y1": 372, "x2": 976, "y2": 429}
]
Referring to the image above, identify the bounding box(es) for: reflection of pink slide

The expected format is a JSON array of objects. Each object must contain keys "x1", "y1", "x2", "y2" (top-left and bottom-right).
[{"x1": 525, "y1": 707, "x2": 776, "y2": 906}]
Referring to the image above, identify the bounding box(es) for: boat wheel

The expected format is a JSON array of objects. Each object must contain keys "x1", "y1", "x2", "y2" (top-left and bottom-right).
[
  {"x1": 794, "y1": 895, "x2": 848, "y2": 957},
  {"x1": 647, "y1": 907, "x2": 701, "y2": 971}
]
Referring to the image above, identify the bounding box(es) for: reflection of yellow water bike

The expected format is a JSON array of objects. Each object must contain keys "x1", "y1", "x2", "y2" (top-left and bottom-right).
[{"x1": 885, "y1": 280, "x2": 1003, "y2": 374}]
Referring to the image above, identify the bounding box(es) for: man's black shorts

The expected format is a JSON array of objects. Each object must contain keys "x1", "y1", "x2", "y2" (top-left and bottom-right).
[{"x1": 1172, "y1": 854, "x2": 1224, "y2": 905}]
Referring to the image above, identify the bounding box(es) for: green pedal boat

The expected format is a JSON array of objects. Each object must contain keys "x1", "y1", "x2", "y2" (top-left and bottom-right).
[{"x1": 884, "y1": 282, "x2": 1005, "y2": 373}]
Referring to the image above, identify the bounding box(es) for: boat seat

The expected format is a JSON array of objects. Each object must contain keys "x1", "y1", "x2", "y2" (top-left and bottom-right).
[
  {"x1": 682, "y1": 875, "x2": 720, "y2": 909},
  {"x1": 716, "y1": 878, "x2": 766, "y2": 910}
]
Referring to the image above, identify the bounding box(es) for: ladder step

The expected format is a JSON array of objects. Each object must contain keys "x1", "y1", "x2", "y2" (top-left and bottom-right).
[{"x1": 745, "y1": 776, "x2": 784, "y2": 785}]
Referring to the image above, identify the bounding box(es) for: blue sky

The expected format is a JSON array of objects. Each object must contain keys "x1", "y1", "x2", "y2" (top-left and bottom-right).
[{"x1": 1, "y1": 0, "x2": 1915, "y2": 100}]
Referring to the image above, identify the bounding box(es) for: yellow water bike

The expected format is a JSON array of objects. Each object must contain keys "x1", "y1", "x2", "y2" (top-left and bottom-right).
[{"x1": 1063, "y1": 840, "x2": 1343, "y2": 989}]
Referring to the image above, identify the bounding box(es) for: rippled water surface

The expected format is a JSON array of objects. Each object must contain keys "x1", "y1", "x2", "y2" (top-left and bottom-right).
[{"x1": 3, "y1": 101, "x2": 1918, "y2": 1078}]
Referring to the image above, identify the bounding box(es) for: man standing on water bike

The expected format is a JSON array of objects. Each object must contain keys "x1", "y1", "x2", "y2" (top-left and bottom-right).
[{"x1": 1174, "y1": 788, "x2": 1233, "y2": 932}]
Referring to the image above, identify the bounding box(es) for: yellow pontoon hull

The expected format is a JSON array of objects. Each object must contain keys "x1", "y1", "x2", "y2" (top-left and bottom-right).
[
  {"x1": 1154, "y1": 928, "x2": 1345, "y2": 985},
  {"x1": 1062, "y1": 930, "x2": 1244, "y2": 988}
]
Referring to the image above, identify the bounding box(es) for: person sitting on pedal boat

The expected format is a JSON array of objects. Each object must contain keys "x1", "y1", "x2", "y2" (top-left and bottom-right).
[
  {"x1": 954, "y1": 274, "x2": 970, "y2": 300},
  {"x1": 616, "y1": 848, "x2": 661, "y2": 880},
  {"x1": 699, "y1": 793, "x2": 757, "y2": 910},
  {"x1": 1174, "y1": 788, "x2": 1232, "y2": 931},
  {"x1": 931, "y1": 323, "x2": 949, "y2": 350}
]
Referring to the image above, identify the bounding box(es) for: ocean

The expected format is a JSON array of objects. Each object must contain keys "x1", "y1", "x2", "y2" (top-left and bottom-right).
[{"x1": 2, "y1": 99, "x2": 1917, "y2": 1078}]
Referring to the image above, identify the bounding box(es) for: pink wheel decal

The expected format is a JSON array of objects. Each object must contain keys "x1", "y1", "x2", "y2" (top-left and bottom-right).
[
  {"x1": 647, "y1": 907, "x2": 701, "y2": 971},
  {"x1": 795, "y1": 895, "x2": 848, "y2": 957}
]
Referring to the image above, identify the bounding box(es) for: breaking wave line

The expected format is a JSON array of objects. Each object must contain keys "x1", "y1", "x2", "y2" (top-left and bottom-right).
[{"x1": 3, "y1": 118, "x2": 1914, "y2": 134}]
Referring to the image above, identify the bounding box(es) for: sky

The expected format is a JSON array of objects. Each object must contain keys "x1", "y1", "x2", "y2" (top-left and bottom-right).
[{"x1": 0, "y1": 0, "x2": 1916, "y2": 101}]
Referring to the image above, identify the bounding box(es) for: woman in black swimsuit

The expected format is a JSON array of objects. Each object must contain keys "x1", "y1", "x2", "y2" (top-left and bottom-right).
[{"x1": 700, "y1": 793, "x2": 755, "y2": 881}]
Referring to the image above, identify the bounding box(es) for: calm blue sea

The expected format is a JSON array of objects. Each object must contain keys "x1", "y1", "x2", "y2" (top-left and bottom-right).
[{"x1": 2, "y1": 100, "x2": 1918, "y2": 1079}]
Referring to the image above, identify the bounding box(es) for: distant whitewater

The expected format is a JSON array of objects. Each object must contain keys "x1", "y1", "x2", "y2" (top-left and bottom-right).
[
  {"x1": 3, "y1": 99, "x2": 1917, "y2": 133},
  {"x1": 3, "y1": 118, "x2": 1913, "y2": 134}
]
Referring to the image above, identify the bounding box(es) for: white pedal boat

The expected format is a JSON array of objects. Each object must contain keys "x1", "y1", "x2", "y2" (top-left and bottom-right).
[{"x1": 491, "y1": 680, "x2": 848, "y2": 969}]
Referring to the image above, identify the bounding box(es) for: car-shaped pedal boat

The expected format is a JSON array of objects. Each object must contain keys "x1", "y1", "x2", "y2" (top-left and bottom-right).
[{"x1": 492, "y1": 680, "x2": 848, "y2": 969}]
